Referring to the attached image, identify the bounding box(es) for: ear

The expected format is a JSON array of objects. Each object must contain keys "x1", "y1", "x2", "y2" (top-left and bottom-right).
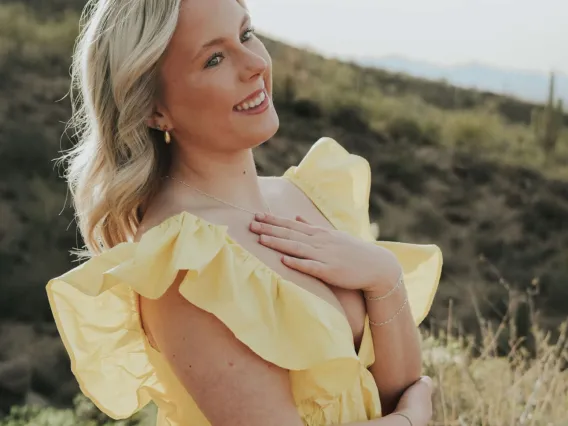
[
  {"x1": 145, "y1": 106, "x2": 159, "y2": 129},
  {"x1": 146, "y1": 99, "x2": 172, "y2": 129},
  {"x1": 145, "y1": 108, "x2": 169, "y2": 130},
  {"x1": 145, "y1": 117, "x2": 156, "y2": 129}
]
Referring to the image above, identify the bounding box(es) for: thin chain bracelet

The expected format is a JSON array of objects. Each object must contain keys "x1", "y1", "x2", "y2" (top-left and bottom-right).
[
  {"x1": 364, "y1": 272, "x2": 404, "y2": 301},
  {"x1": 368, "y1": 296, "x2": 409, "y2": 327},
  {"x1": 392, "y1": 412, "x2": 413, "y2": 425}
]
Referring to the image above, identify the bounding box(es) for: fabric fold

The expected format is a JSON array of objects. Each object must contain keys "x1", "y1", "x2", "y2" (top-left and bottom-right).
[
  {"x1": 46, "y1": 136, "x2": 443, "y2": 425},
  {"x1": 284, "y1": 136, "x2": 443, "y2": 336},
  {"x1": 46, "y1": 210, "x2": 360, "y2": 421}
]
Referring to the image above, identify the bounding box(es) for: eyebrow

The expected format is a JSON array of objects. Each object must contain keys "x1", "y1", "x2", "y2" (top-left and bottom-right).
[{"x1": 195, "y1": 12, "x2": 251, "y2": 59}]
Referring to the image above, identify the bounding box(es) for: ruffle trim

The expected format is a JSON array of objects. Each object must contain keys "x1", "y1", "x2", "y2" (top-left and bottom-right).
[
  {"x1": 283, "y1": 137, "x2": 375, "y2": 240},
  {"x1": 46, "y1": 136, "x2": 442, "y2": 421},
  {"x1": 46, "y1": 211, "x2": 360, "y2": 420},
  {"x1": 284, "y1": 137, "x2": 443, "y2": 328}
]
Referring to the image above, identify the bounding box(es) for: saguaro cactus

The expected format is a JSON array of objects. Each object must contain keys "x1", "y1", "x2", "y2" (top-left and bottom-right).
[{"x1": 531, "y1": 73, "x2": 564, "y2": 157}]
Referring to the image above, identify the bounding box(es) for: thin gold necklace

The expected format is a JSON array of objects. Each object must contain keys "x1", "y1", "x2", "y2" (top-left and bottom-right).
[{"x1": 163, "y1": 175, "x2": 273, "y2": 216}]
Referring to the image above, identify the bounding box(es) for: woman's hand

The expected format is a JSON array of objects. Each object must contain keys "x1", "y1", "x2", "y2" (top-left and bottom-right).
[
  {"x1": 250, "y1": 213, "x2": 401, "y2": 292},
  {"x1": 392, "y1": 376, "x2": 434, "y2": 426}
]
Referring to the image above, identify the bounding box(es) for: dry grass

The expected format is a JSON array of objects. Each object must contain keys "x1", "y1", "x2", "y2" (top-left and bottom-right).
[
  {"x1": 2, "y1": 308, "x2": 567, "y2": 426},
  {"x1": 423, "y1": 297, "x2": 568, "y2": 426}
]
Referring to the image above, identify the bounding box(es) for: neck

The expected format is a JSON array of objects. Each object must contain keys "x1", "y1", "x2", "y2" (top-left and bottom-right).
[{"x1": 166, "y1": 142, "x2": 267, "y2": 211}]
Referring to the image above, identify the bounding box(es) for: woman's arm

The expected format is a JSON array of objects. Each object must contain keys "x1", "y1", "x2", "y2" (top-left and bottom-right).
[
  {"x1": 348, "y1": 376, "x2": 433, "y2": 426},
  {"x1": 140, "y1": 276, "x2": 423, "y2": 426},
  {"x1": 246, "y1": 214, "x2": 425, "y2": 417},
  {"x1": 364, "y1": 250, "x2": 423, "y2": 416}
]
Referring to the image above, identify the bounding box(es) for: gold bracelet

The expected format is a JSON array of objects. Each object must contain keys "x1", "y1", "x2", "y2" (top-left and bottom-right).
[
  {"x1": 363, "y1": 272, "x2": 404, "y2": 301},
  {"x1": 392, "y1": 412, "x2": 413, "y2": 425},
  {"x1": 368, "y1": 296, "x2": 409, "y2": 327}
]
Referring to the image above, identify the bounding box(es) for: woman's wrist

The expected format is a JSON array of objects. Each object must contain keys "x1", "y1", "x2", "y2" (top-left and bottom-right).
[
  {"x1": 391, "y1": 410, "x2": 414, "y2": 426},
  {"x1": 363, "y1": 262, "x2": 409, "y2": 328},
  {"x1": 362, "y1": 261, "x2": 404, "y2": 296},
  {"x1": 361, "y1": 245, "x2": 404, "y2": 293},
  {"x1": 363, "y1": 271, "x2": 404, "y2": 301}
]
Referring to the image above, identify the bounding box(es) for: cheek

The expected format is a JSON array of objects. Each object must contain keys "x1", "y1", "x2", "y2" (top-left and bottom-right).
[{"x1": 172, "y1": 73, "x2": 236, "y2": 119}]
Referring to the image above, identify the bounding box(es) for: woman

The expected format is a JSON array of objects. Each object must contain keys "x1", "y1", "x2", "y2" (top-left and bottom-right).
[{"x1": 46, "y1": 0, "x2": 443, "y2": 425}]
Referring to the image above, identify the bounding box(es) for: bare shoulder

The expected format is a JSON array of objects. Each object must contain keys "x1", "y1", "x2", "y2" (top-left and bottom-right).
[
  {"x1": 133, "y1": 188, "x2": 183, "y2": 243},
  {"x1": 135, "y1": 198, "x2": 188, "y2": 346},
  {"x1": 136, "y1": 187, "x2": 304, "y2": 425},
  {"x1": 133, "y1": 210, "x2": 169, "y2": 243}
]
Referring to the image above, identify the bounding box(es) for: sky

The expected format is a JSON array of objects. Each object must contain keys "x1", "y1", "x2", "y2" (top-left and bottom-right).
[{"x1": 246, "y1": 0, "x2": 568, "y2": 75}]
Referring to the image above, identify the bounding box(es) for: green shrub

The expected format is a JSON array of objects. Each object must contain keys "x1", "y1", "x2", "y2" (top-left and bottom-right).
[
  {"x1": 1, "y1": 394, "x2": 156, "y2": 426},
  {"x1": 385, "y1": 116, "x2": 423, "y2": 143}
]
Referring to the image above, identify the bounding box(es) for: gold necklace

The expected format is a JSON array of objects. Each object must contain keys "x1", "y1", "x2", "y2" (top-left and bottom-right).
[{"x1": 163, "y1": 175, "x2": 273, "y2": 216}]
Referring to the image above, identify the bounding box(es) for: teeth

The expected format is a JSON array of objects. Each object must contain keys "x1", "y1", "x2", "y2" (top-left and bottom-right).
[{"x1": 236, "y1": 91, "x2": 266, "y2": 111}]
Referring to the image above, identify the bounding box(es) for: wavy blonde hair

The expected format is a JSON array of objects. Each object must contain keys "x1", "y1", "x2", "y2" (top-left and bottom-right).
[{"x1": 59, "y1": 0, "x2": 251, "y2": 259}]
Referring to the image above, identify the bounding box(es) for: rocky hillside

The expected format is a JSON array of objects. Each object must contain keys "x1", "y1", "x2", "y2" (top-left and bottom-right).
[{"x1": 1, "y1": 1, "x2": 567, "y2": 416}]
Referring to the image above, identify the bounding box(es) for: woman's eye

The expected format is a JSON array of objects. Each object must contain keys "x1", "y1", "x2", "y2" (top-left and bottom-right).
[
  {"x1": 204, "y1": 27, "x2": 255, "y2": 69},
  {"x1": 205, "y1": 52, "x2": 223, "y2": 69},
  {"x1": 241, "y1": 26, "x2": 255, "y2": 42}
]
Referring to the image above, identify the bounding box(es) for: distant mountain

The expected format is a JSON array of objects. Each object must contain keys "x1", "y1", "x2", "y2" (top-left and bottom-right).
[{"x1": 353, "y1": 55, "x2": 568, "y2": 105}]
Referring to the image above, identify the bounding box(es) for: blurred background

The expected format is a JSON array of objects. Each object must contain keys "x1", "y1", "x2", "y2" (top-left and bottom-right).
[{"x1": 0, "y1": 0, "x2": 567, "y2": 424}]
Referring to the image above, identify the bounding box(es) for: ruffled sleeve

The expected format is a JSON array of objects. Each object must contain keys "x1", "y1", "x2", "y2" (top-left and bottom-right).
[
  {"x1": 46, "y1": 210, "x2": 362, "y2": 421},
  {"x1": 283, "y1": 137, "x2": 443, "y2": 326},
  {"x1": 47, "y1": 137, "x2": 442, "y2": 424}
]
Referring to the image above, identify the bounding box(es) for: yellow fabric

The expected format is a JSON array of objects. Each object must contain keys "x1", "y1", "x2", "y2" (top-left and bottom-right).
[{"x1": 46, "y1": 137, "x2": 443, "y2": 426}]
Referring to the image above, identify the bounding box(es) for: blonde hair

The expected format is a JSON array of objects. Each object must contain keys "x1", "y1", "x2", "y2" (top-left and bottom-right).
[{"x1": 57, "y1": 0, "x2": 183, "y2": 258}]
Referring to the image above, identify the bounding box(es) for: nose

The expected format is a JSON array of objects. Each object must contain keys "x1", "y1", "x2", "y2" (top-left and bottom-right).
[{"x1": 239, "y1": 48, "x2": 268, "y2": 83}]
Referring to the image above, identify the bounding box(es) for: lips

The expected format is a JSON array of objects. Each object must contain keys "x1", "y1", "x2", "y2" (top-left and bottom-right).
[{"x1": 234, "y1": 88, "x2": 265, "y2": 108}]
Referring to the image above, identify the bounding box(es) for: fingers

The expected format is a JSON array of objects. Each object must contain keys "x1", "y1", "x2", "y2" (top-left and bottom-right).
[
  {"x1": 414, "y1": 376, "x2": 434, "y2": 398},
  {"x1": 295, "y1": 215, "x2": 311, "y2": 225},
  {"x1": 250, "y1": 220, "x2": 310, "y2": 243},
  {"x1": 419, "y1": 376, "x2": 433, "y2": 389},
  {"x1": 417, "y1": 376, "x2": 434, "y2": 419},
  {"x1": 281, "y1": 256, "x2": 327, "y2": 281},
  {"x1": 255, "y1": 213, "x2": 319, "y2": 236},
  {"x1": 258, "y1": 235, "x2": 315, "y2": 259},
  {"x1": 414, "y1": 376, "x2": 433, "y2": 391}
]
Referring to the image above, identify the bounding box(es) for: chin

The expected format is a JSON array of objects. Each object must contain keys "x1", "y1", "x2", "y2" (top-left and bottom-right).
[{"x1": 239, "y1": 109, "x2": 280, "y2": 148}]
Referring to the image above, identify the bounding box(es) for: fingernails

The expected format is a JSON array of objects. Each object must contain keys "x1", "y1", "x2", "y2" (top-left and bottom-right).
[
  {"x1": 255, "y1": 213, "x2": 265, "y2": 220},
  {"x1": 420, "y1": 376, "x2": 433, "y2": 388}
]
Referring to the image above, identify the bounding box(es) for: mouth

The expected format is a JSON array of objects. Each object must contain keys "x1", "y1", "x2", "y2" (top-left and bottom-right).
[
  {"x1": 233, "y1": 88, "x2": 269, "y2": 113},
  {"x1": 233, "y1": 87, "x2": 267, "y2": 111}
]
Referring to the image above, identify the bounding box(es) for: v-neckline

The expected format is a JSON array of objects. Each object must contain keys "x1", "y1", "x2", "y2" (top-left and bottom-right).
[
  {"x1": 280, "y1": 174, "x2": 370, "y2": 357},
  {"x1": 142, "y1": 172, "x2": 370, "y2": 358}
]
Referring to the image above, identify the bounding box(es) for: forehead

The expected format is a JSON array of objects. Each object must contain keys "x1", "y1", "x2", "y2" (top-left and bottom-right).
[{"x1": 172, "y1": 0, "x2": 246, "y2": 54}]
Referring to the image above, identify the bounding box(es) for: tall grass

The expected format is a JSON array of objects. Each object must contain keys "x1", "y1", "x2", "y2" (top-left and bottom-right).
[
  {"x1": 424, "y1": 306, "x2": 568, "y2": 425},
  {"x1": 3, "y1": 304, "x2": 566, "y2": 426},
  {"x1": 424, "y1": 258, "x2": 568, "y2": 425}
]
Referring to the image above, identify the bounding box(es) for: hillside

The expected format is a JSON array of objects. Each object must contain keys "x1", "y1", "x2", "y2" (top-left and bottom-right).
[
  {"x1": 356, "y1": 55, "x2": 568, "y2": 105},
  {"x1": 0, "y1": 1, "x2": 567, "y2": 420},
  {"x1": 259, "y1": 36, "x2": 568, "y2": 333}
]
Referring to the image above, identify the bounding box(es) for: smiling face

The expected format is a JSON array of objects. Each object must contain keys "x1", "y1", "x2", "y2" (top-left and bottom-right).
[{"x1": 151, "y1": 0, "x2": 279, "y2": 151}]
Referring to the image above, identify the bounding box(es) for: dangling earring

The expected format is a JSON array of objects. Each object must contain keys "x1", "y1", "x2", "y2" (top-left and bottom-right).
[{"x1": 160, "y1": 125, "x2": 171, "y2": 144}]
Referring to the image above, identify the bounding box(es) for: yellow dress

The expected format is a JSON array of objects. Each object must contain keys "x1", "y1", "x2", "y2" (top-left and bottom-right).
[{"x1": 46, "y1": 137, "x2": 443, "y2": 426}]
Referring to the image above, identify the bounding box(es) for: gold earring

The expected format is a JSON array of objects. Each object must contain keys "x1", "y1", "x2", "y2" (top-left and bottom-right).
[{"x1": 159, "y1": 125, "x2": 171, "y2": 144}]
